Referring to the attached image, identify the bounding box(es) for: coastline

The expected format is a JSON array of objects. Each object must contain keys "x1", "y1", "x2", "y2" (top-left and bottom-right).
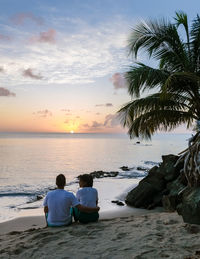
[{"x1": 0, "y1": 177, "x2": 141, "y2": 224}]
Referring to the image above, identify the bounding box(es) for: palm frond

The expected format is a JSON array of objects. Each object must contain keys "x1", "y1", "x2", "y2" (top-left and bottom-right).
[
  {"x1": 126, "y1": 63, "x2": 169, "y2": 97},
  {"x1": 120, "y1": 109, "x2": 194, "y2": 139},
  {"x1": 161, "y1": 72, "x2": 200, "y2": 99},
  {"x1": 191, "y1": 14, "x2": 200, "y2": 72},
  {"x1": 128, "y1": 20, "x2": 190, "y2": 71}
]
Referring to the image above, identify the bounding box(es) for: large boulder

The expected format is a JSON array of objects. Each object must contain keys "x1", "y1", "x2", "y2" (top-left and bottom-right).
[
  {"x1": 159, "y1": 154, "x2": 180, "y2": 181},
  {"x1": 125, "y1": 154, "x2": 181, "y2": 209},
  {"x1": 126, "y1": 166, "x2": 166, "y2": 208},
  {"x1": 162, "y1": 174, "x2": 187, "y2": 211},
  {"x1": 177, "y1": 187, "x2": 200, "y2": 225}
]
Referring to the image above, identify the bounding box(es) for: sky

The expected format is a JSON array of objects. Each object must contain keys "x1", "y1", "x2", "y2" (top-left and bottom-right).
[{"x1": 0, "y1": 0, "x2": 199, "y2": 134}]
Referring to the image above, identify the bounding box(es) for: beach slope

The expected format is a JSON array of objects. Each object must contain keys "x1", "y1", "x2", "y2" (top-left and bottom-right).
[{"x1": 0, "y1": 212, "x2": 200, "y2": 258}]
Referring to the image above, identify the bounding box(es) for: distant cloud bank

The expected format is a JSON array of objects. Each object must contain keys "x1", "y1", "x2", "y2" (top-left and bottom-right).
[
  {"x1": 33, "y1": 109, "x2": 52, "y2": 118},
  {"x1": 95, "y1": 103, "x2": 113, "y2": 107}
]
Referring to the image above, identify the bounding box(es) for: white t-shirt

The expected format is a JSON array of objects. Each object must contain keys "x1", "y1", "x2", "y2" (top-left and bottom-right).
[
  {"x1": 43, "y1": 189, "x2": 79, "y2": 226},
  {"x1": 76, "y1": 187, "x2": 98, "y2": 208}
]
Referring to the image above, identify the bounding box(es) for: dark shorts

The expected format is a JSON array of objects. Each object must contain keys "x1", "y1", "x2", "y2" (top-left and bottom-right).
[{"x1": 72, "y1": 207, "x2": 99, "y2": 224}]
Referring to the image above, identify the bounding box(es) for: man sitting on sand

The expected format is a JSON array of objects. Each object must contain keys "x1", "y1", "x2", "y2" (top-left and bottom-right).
[{"x1": 43, "y1": 174, "x2": 100, "y2": 227}]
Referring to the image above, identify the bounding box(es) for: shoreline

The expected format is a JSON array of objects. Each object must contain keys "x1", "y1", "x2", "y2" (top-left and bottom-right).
[{"x1": 0, "y1": 177, "x2": 141, "y2": 224}]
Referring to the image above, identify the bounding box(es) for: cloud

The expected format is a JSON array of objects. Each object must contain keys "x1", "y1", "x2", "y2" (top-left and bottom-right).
[
  {"x1": 104, "y1": 114, "x2": 120, "y2": 127},
  {"x1": 81, "y1": 121, "x2": 104, "y2": 130},
  {"x1": 0, "y1": 67, "x2": 5, "y2": 73},
  {"x1": 82, "y1": 123, "x2": 90, "y2": 128},
  {"x1": 0, "y1": 34, "x2": 11, "y2": 41},
  {"x1": 61, "y1": 109, "x2": 71, "y2": 112},
  {"x1": 0, "y1": 87, "x2": 16, "y2": 97},
  {"x1": 29, "y1": 29, "x2": 56, "y2": 44},
  {"x1": 81, "y1": 114, "x2": 121, "y2": 131},
  {"x1": 0, "y1": 16, "x2": 134, "y2": 86},
  {"x1": 22, "y1": 68, "x2": 43, "y2": 80},
  {"x1": 106, "y1": 103, "x2": 113, "y2": 107},
  {"x1": 11, "y1": 12, "x2": 44, "y2": 26},
  {"x1": 91, "y1": 121, "x2": 104, "y2": 128},
  {"x1": 95, "y1": 103, "x2": 113, "y2": 107},
  {"x1": 33, "y1": 109, "x2": 52, "y2": 118},
  {"x1": 110, "y1": 73, "x2": 127, "y2": 89}
]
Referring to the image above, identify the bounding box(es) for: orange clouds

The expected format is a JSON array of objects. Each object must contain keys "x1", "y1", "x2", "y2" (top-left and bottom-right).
[{"x1": 33, "y1": 109, "x2": 52, "y2": 118}]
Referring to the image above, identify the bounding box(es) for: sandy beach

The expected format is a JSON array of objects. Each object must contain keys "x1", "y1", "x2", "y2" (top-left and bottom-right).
[{"x1": 1, "y1": 210, "x2": 200, "y2": 259}]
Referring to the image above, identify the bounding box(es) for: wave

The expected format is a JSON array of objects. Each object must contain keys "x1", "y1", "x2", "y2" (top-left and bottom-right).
[
  {"x1": 118, "y1": 170, "x2": 147, "y2": 179},
  {"x1": 0, "y1": 192, "x2": 35, "y2": 197}
]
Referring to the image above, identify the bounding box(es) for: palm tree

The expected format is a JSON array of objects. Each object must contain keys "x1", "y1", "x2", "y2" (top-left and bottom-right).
[{"x1": 118, "y1": 11, "x2": 200, "y2": 186}]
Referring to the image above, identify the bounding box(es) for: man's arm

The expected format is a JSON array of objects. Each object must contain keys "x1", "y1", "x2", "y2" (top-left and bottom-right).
[
  {"x1": 44, "y1": 206, "x2": 48, "y2": 214},
  {"x1": 76, "y1": 204, "x2": 100, "y2": 213}
]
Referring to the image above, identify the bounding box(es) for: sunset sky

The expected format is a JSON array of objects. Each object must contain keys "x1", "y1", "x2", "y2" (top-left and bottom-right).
[{"x1": 0, "y1": 0, "x2": 198, "y2": 133}]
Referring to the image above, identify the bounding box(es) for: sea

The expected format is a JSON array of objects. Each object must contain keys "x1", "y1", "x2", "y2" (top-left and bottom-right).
[{"x1": 0, "y1": 132, "x2": 191, "y2": 223}]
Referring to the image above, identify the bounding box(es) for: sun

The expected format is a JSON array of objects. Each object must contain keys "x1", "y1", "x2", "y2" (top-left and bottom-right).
[{"x1": 70, "y1": 130, "x2": 74, "y2": 134}]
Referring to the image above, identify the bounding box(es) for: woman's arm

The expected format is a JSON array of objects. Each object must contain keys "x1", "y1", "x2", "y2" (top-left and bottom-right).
[{"x1": 76, "y1": 204, "x2": 100, "y2": 213}]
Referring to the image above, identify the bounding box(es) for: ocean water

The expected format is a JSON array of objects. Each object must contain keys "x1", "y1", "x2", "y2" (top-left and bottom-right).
[{"x1": 0, "y1": 132, "x2": 191, "y2": 222}]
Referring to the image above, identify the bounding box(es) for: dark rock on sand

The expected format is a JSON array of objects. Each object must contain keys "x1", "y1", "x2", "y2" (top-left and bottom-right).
[
  {"x1": 120, "y1": 166, "x2": 130, "y2": 171},
  {"x1": 36, "y1": 195, "x2": 43, "y2": 201},
  {"x1": 177, "y1": 187, "x2": 200, "y2": 225},
  {"x1": 111, "y1": 200, "x2": 125, "y2": 206},
  {"x1": 125, "y1": 152, "x2": 200, "y2": 225},
  {"x1": 125, "y1": 154, "x2": 181, "y2": 209}
]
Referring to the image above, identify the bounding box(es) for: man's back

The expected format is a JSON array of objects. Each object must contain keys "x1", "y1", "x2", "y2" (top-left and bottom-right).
[{"x1": 44, "y1": 189, "x2": 79, "y2": 226}]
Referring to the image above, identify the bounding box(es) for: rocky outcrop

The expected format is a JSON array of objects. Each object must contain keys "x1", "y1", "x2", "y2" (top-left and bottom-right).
[
  {"x1": 125, "y1": 153, "x2": 200, "y2": 225},
  {"x1": 126, "y1": 154, "x2": 180, "y2": 209},
  {"x1": 177, "y1": 187, "x2": 200, "y2": 225}
]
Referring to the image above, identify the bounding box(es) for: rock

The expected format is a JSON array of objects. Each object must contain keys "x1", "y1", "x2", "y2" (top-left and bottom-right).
[
  {"x1": 136, "y1": 166, "x2": 148, "y2": 171},
  {"x1": 120, "y1": 166, "x2": 130, "y2": 171},
  {"x1": 162, "y1": 174, "x2": 187, "y2": 211},
  {"x1": 162, "y1": 195, "x2": 176, "y2": 212},
  {"x1": 125, "y1": 154, "x2": 182, "y2": 209},
  {"x1": 84, "y1": 171, "x2": 119, "y2": 179},
  {"x1": 159, "y1": 154, "x2": 179, "y2": 181},
  {"x1": 126, "y1": 181, "x2": 161, "y2": 208},
  {"x1": 36, "y1": 195, "x2": 43, "y2": 200},
  {"x1": 111, "y1": 200, "x2": 125, "y2": 206},
  {"x1": 177, "y1": 187, "x2": 200, "y2": 225}
]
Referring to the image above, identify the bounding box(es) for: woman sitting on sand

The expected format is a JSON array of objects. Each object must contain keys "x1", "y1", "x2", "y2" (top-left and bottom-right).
[
  {"x1": 43, "y1": 174, "x2": 99, "y2": 227},
  {"x1": 72, "y1": 174, "x2": 99, "y2": 223}
]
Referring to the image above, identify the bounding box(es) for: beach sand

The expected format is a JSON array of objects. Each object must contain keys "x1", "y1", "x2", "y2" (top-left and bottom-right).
[{"x1": 1, "y1": 211, "x2": 200, "y2": 259}]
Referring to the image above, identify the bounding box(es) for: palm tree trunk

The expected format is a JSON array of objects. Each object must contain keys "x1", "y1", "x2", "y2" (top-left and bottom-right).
[{"x1": 176, "y1": 130, "x2": 200, "y2": 187}]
